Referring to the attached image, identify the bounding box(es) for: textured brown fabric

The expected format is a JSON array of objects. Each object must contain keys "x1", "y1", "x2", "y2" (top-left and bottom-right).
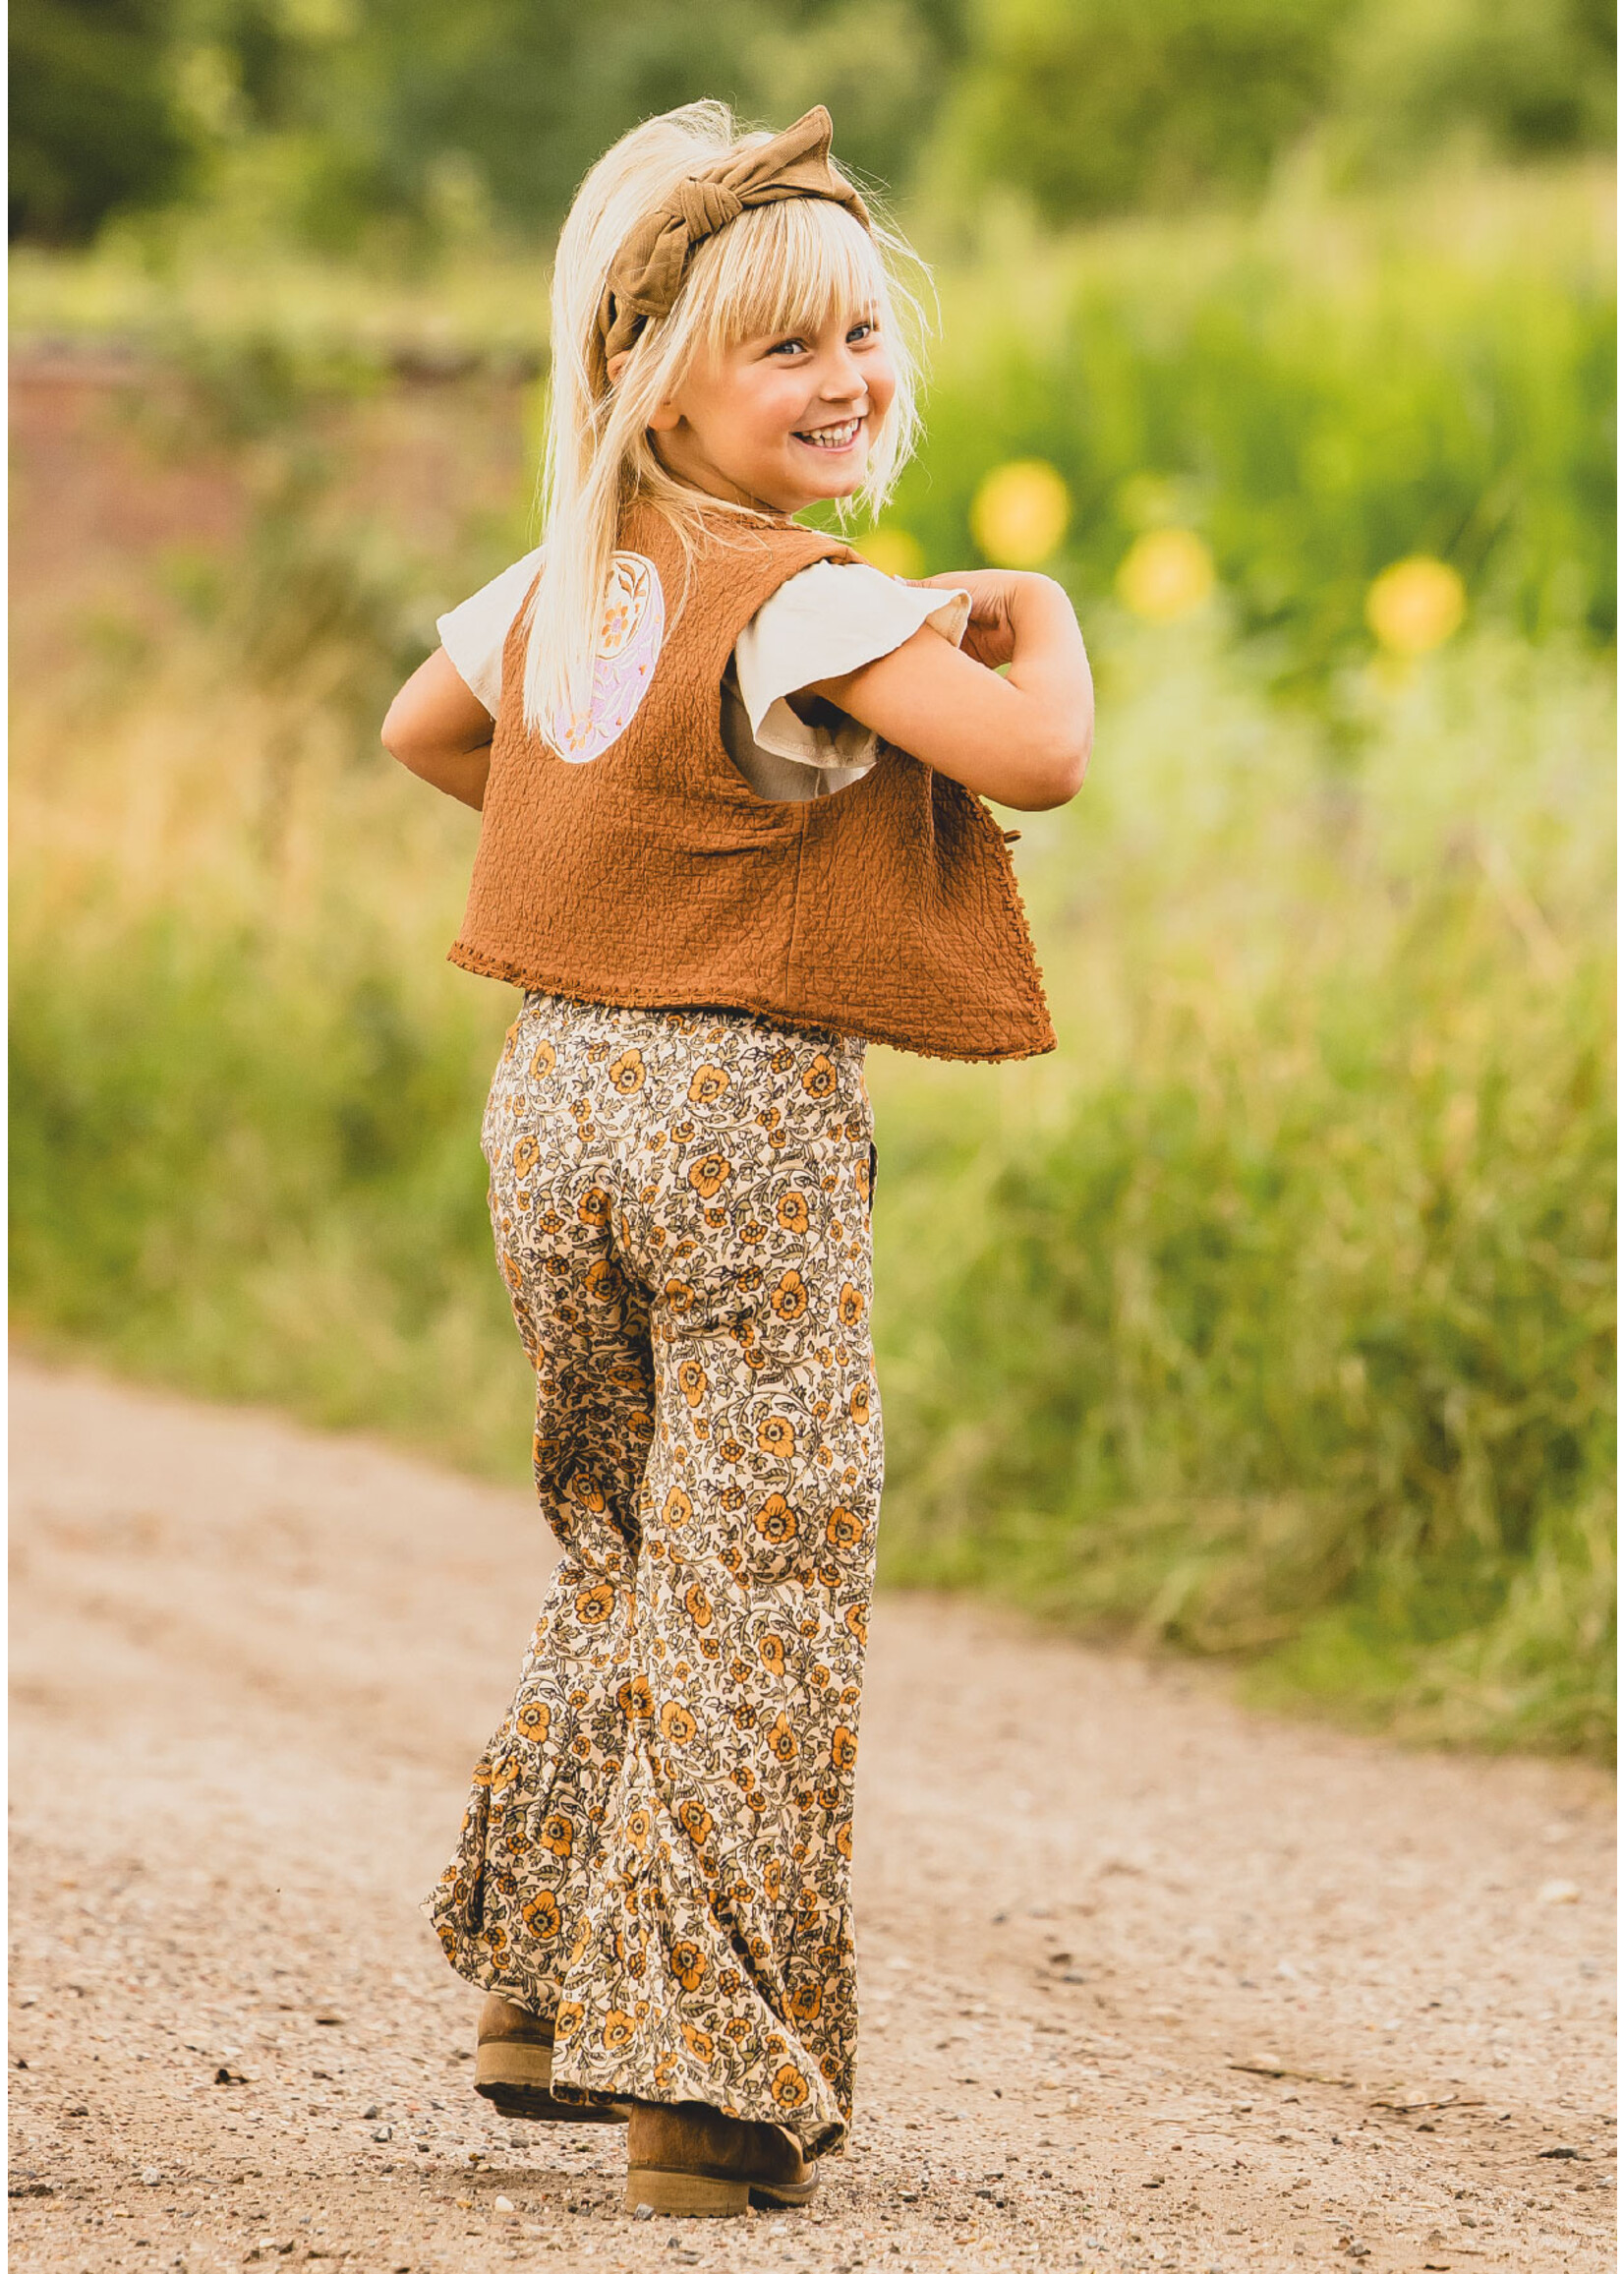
[
  {"x1": 449, "y1": 501, "x2": 1056, "y2": 1064},
  {"x1": 595, "y1": 107, "x2": 870, "y2": 386}
]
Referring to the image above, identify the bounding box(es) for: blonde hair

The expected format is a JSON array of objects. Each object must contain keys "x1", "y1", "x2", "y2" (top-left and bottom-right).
[{"x1": 522, "y1": 100, "x2": 928, "y2": 742}]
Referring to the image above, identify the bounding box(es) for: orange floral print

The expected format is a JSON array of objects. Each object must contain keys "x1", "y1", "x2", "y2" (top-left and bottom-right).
[
  {"x1": 524, "y1": 1893, "x2": 562, "y2": 1940},
  {"x1": 800, "y1": 1055, "x2": 838, "y2": 1099},
  {"x1": 668, "y1": 1939, "x2": 708, "y2": 1992},
  {"x1": 687, "y1": 1152, "x2": 731, "y2": 1197},
  {"x1": 753, "y1": 1493, "x2": 797, "y2": 1545},
  {"x1": 426, "y1": 995, "x2": 880, "y2": 2163},
  {"x1": 770, "y1": 1270, "x2": 809, "y2": 1321},
  {"x1": 772, "y1": 2064, "x2": 812, "y2": 2108}
]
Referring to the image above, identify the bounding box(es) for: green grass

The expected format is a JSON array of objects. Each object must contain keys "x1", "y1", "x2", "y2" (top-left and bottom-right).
[
  {"x1": 11, "y1": 617, "x2": 1612, "y2": 1757},
  {"x1": 864, "y1": 620, "x2": 1614, "y2": 1755},
  {"x1": 890, "y1": 161, "x2": 1616, "y2": 687},
  {"x1": 9, "y1": 163, "x2": 1616, "y2": 1759}
]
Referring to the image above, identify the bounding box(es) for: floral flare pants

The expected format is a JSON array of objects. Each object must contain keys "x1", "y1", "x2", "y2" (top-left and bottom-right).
[{"x1": 426, "y1": 993, "x2": 881, "y2": 2157}]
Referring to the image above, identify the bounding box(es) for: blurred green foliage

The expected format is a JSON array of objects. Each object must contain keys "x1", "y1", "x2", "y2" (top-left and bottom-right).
[
  {"x1": 10, "y1": 0, "x2": 196, "y2": 240},
  {"x1": 890, "y1": 190, "x2": 1616, "y2": 688},
  {"x1": 8, "y1": 0, "x2": 1615, "y2": 247},
  {"x1": 7, "y1": 157, "x2": 1615, "y2": 1757},
  {"x1": 1338, "y1": 0, "x2": 1617, "y2": 177},
  {"x1": 945, "y1": 0, "x2": 1356, "y2": 221},
  {"x1": 866, "y1": 616, "x2": 1614, "y2": 1756},
  {"x1": 11, "y1": 607, "x2": 1613, "y2": 1755}
]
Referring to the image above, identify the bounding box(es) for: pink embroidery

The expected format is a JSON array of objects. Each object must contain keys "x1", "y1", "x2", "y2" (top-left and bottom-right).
[{"x1": 551, "y1": 553, "x2": 665, "y2": 762}]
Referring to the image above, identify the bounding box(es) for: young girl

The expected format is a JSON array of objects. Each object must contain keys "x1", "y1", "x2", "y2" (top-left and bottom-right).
[{"x1": 381, "y1": 99, "x2": 1090, "y2": 2219}]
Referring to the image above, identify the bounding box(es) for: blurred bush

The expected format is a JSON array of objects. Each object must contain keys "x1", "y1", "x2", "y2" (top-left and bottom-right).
[
  {"x1": 941, "y1": 0, "x2": 1355, "y2": 222},
  {"x1": 1335, "y1": 0, "x2": 1616, "y2": 177},
  {"x1": 8, "y1": 0, "x2": 1614, "y2": 248},
  {"x1": 6, "y1": 150, "x2": 1614, "y2": 1760},
  {"x1": 870, "y1": 623, "x2": 1614, "y2": 1755},
  {"x1": 885, "y1": 173, "x2": 1614, "y2": 687},
  {"x1": 10, "y1": 0, "x2": 196, "y2": 240},
  {"x1": 9, "y1": 480, "x2": 1614, "y2": 1752}
]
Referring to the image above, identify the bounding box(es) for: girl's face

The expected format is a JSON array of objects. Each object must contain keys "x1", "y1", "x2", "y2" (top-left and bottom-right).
[{"x1": 646, "y1": 306, "x2": 897, "y2": 516}]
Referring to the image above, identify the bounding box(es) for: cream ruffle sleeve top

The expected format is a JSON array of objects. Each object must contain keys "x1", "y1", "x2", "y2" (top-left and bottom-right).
[{"x1": 436, "y1": 548, "x2": 971, "y2": 801}]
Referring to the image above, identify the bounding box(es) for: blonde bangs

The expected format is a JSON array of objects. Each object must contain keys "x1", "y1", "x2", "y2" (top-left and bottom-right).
[{"x1": 685, "y1": 199, "x2": 892, "y2": 359}]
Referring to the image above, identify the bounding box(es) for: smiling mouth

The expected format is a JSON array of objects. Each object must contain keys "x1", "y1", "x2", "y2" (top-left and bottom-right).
[{"x1": 792, "y1": 416, "x2": 863, "y2": 451}]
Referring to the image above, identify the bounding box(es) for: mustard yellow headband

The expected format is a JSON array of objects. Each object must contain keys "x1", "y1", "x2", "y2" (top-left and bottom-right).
[{"x1": 594, "y1": 106, "x2": 871, "y2": 389}]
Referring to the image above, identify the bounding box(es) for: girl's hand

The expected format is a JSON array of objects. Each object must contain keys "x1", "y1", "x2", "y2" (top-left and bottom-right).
[{"x1": 918, "y1": 569, "x2": 1024, "y2": 671}]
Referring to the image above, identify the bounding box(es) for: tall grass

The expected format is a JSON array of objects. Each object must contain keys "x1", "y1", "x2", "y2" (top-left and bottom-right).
[
  {"x1": 10, "y1": 164, "x2": 1615, "y2": 1757},
  {"x1": 869, "y1": 622, "x2": 1614, "y2": 1755},
  {"x1": 896, "y1": 162, "x2": 1615, "y2": 683},
  {"x1": 12, "y1": 607, "x2": 1611, "y2": 1753}
]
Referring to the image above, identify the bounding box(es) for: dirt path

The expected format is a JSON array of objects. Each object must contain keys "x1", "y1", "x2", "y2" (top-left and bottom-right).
[{"x1": 9, "y1": 1357, "x2": 1615, "y2": 2273}]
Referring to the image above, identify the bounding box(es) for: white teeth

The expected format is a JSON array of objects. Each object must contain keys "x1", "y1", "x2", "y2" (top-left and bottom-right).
[{"x1": 794, "y1": 417, "x2": 861, "y2": 449}]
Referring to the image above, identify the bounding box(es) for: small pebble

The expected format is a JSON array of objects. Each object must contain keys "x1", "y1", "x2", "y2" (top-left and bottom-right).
[
  {"x1": 141, "y1": 2167, "x2": 161, "y2": 2186},
  {"x1": 371, "y1": 2126, "x2": 393, "y2": 2142},
  {"x1": 362, "y1": 2104, "x2": 380, "y2": 2121},
  {"x1": 635, "y1": 2202, "x2": 655, "y2": 2220},
  {"x1": 494, "y1": 2195, "x2": 516, "y2": 2213}
]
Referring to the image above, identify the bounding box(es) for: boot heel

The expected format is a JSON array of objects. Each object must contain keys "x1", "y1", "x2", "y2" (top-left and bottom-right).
[
  {"x1": 475, "y1": 2039, "x2": 552, "y2": 2096},
  {"x1": 625, "y1": 2165, "x2": 750, "y2": 2218}
]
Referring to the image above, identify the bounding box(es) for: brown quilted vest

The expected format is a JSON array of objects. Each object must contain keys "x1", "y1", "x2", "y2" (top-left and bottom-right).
[{"x1": 449, "y1": 499, "x2": 1055, "y2": 1063}]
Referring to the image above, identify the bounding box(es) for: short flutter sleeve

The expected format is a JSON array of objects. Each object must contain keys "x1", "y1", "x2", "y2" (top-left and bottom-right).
[
  {"x1": 731, "y1": 559, "x2": 971, "y2": 773},
  {"x1": 436, "y1": 546, "x2": 545, "y2": 717}
]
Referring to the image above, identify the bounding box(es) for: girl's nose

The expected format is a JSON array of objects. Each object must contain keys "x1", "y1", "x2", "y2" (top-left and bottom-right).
[{"x1": 818, "y1": 342, "x2": 866, "y2": 400}]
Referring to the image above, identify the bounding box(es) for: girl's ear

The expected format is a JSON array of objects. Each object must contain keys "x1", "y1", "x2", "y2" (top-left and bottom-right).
[{"x1": 607, "y1": 346, "x2": 680, "y2": 431}]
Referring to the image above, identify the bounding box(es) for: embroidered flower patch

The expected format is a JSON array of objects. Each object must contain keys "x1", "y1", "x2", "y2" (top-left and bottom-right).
[{"x1": 551, "y1": 552, "x2": 665, "y2": 762}]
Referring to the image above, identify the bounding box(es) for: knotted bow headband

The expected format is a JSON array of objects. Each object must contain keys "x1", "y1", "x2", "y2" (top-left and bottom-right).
[{"x1": 593, "y1": 105, "x2": 871, "y2": 390}]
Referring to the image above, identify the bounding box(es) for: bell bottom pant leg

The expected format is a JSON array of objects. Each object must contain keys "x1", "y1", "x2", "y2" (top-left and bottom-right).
[
  {"x1": 427, "y1": 999, "x2": 882, "y2": 2160},
  {"x1": 427, "y1": 1007, "x2": 657, "y2": 2012}
]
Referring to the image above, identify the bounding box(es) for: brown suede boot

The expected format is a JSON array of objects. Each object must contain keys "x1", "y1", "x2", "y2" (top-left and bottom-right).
[
  {"x1": 624, "y1": 2100, "x2": 817, "y2": 2216},
  {"x1": 473, "y1": 1996, "x2": 628, "y2": 2125}
]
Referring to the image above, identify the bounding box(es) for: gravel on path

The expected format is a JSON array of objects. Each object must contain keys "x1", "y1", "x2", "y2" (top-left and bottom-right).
[{"x1": 9, "y1": 1357, "x2": 1615, "y2": 2273}]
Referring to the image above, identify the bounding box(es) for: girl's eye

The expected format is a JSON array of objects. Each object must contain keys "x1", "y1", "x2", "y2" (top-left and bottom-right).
[
  {"x1": 768, "y1": 337, "x2": 808, "y2": 357},
  {"x1": 847, "y1": 322, "x2": 874, "y2": 344}
]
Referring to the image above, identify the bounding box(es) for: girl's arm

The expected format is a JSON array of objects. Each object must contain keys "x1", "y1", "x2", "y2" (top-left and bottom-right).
[
  {"x1": 381, "y1": 649, "x2": 494, "y2": 811},
  {"x1": 804, "y1": 569, "x2": 1091, "y2": 812}
]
